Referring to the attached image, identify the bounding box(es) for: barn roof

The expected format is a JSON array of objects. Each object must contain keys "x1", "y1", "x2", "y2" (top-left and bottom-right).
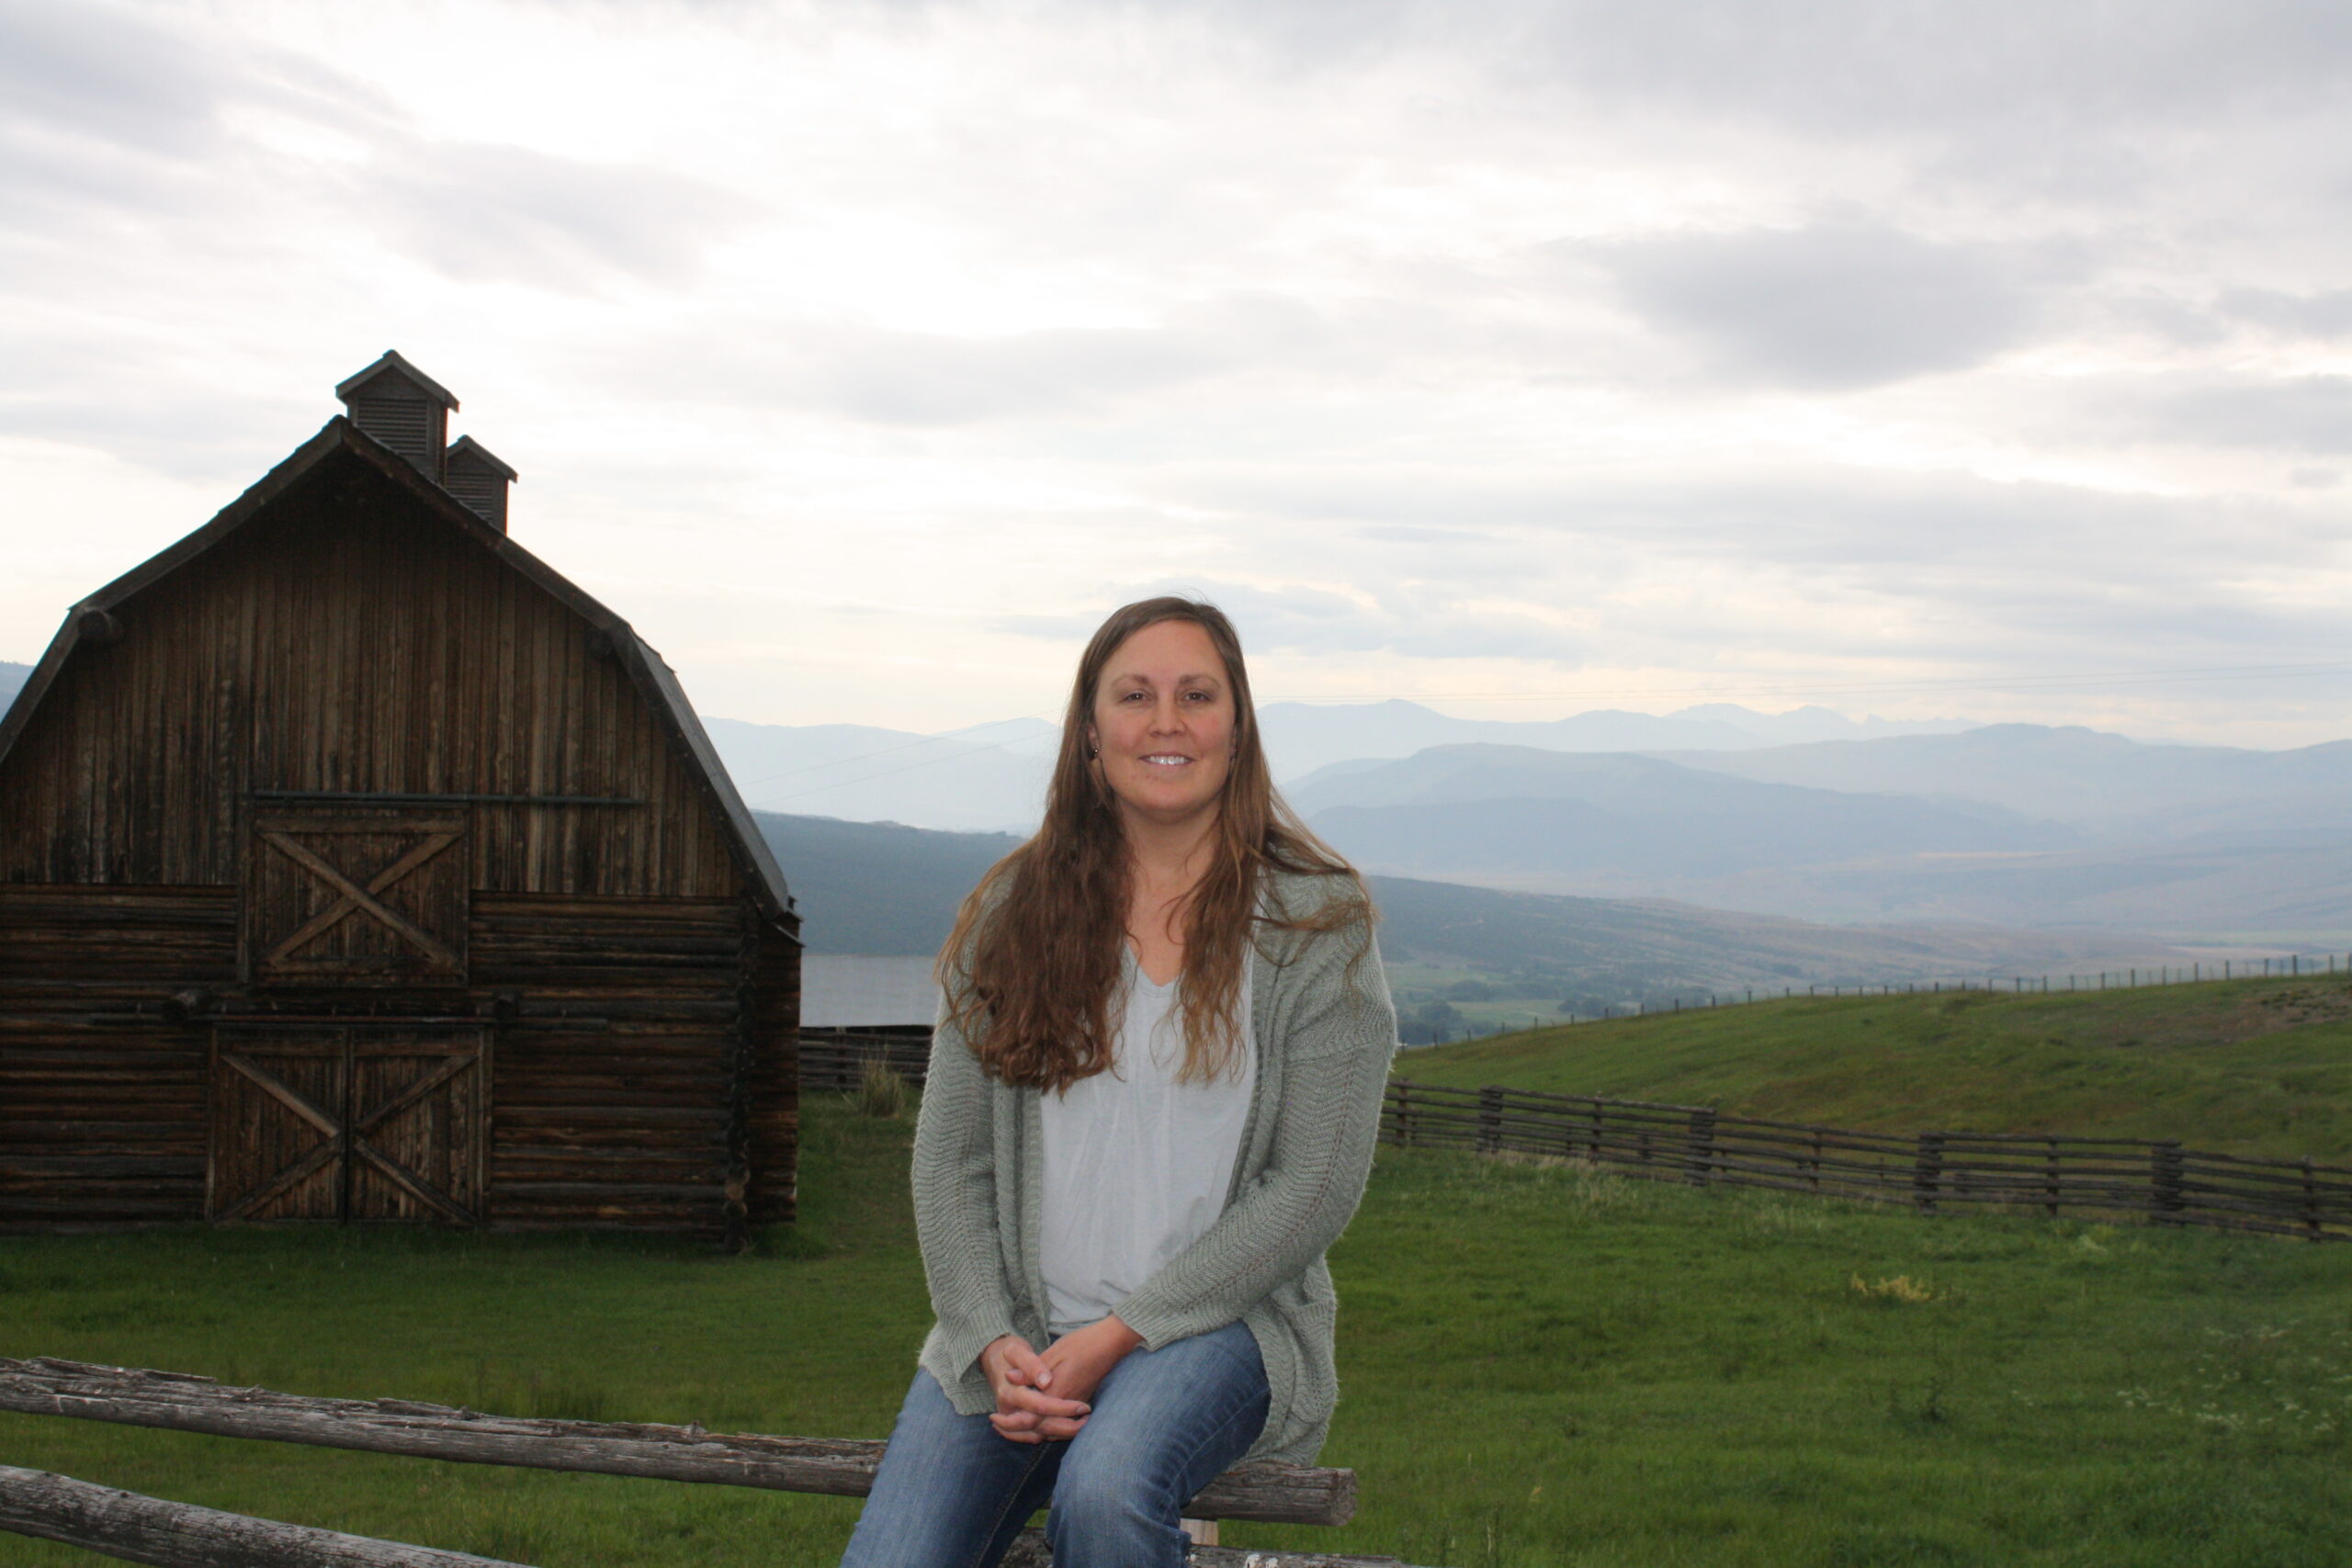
[{"x1": 0, "y1": 416, "x2": 794, "y2": 922}]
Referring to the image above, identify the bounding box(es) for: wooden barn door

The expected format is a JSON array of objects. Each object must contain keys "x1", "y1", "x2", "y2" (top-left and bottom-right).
[
  {"x1": 347, "y1": 1027, "x2": 489, "y2": 1224},
  {"x1": 209, "y1": 1025, "x2": 489, "y2": 1225},
  {"x1": 243, "y1": 810, "x2": 469, "y2": 986},
  {"x1": 207, "y1": 1029, "x2": 347, "y2": 1222}
]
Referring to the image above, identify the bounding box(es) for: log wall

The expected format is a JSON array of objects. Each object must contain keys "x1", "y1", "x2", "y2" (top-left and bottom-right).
[
  {"x1": 0, "y1": 886, "x2": 796, "y2": 1238},
  {"x1": 0, "y1": 886, "x2": 227, "y2": 1224}
]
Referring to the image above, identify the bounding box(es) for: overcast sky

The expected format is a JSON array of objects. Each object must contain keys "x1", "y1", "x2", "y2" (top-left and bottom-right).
[{"x1": 7, "y1": 0, "x2": 2352, "y2": 745}]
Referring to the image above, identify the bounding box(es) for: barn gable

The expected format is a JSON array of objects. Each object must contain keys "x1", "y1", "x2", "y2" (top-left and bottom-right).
[
  {"x1": 0, "y1": 416, "x2": 789, "y2": 915},
  {"x1": 0, "y1": 376, "x2": 798, "y2": 1245}
]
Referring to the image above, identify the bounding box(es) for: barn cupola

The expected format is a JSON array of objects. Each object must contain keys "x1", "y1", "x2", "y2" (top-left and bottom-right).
[
  {"x1": 335, "y1": 350, "x2": 458, "y2": 483},
  {"x1": 444, "y1": 435, "x2": 518, "y2": 534}
]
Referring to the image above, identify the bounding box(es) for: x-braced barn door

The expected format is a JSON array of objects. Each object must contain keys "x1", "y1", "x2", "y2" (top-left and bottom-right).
[
  {"x1": 243, "y1": 810, "x2": 469, "y2": 986},
  {"x1": 209, "y1": 1026, "x2": 490, "y2": 1225}
]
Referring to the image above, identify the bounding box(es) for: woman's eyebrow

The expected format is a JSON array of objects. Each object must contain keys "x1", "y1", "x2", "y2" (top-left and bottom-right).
[{"x1": 1105, "y1": 670, "x2": 1225, "y2": 686}]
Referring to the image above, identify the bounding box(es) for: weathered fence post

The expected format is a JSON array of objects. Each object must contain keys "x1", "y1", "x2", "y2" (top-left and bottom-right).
[
  {"x1": 1687, "y1": 1108, "x2": 1716, "y2": 1187},
  {"x1": 1393, "y1": 1082, "x2": 1414, "y2": 1148},
  {"x1": 1476, "y1": 1087, "x2": 1504, "y2": 1155},
  {"x1": 2151, "y1": 1141, "x2": 2185, "y2": 1224},
  {"x1": 2043, "y1": 1138, "x2": 2062, "y2": 1218},
  {"x1": 1913, "y1": 1134, "x2": 1945, "y2": 1213},
  {"x1": 2306, "y1": 1156, "x2": 2324, "y2": 1241},
  {"x1": 1808, "y1": 1127, "x2": 1824, "y2": 1191}
]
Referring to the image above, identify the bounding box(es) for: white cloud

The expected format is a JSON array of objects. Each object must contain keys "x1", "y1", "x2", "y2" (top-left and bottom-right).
[
  {"x1": 1594, "y1": 223, "x2": 2055, "y2": 388},
  {"x1": 3, "y1": 0, "x2": 2351, "y2": 750}
]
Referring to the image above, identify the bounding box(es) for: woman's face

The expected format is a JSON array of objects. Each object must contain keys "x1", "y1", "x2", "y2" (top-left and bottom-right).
[{"x1": 1088, "y1": 617, "x2": 1237, "y2": 836}]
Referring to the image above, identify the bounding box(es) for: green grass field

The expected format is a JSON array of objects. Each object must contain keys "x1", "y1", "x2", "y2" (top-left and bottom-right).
[
  {"x1": 5, "y1": 999, "x2": 2351, "y2": 1566},
  {"x1": 1397, "y1": 975, "x2": 2352, "y2": 1162}
]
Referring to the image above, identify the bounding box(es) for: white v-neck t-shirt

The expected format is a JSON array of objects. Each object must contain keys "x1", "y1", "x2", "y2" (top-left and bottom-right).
[{"x1": 1038, "y1": 955, "x2": 1256, "y2": 1335}]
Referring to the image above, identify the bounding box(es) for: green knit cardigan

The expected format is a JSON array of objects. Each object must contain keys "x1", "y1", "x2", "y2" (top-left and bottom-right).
[{"x1": 910, "y1": 867, "x2": 1398, "y2": 1463}]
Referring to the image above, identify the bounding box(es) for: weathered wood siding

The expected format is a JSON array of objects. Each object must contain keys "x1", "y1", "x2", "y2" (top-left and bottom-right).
[
  {"x1": 0, "y1": 453, "x2": 737, "y2": 895},
  {"x1": 0, "y1": 886, "x2": 225, "y2": 1224},
  {"x1": 478, "y1": 893, "x2": 759, "y2": 1234},
  {"x1": 0, "y1": 887, "x2": 794, "y2": 1237},
  {"x1": 0, "y1": 439, "x2": 797, "y2": 1240},
  {"x1": 745, "y1": 919, "x2": 801, "y2": 1227}
]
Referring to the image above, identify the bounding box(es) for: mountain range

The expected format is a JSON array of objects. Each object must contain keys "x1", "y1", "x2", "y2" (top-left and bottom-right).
[
  {"x1": 1291, "y1": 733, "x2": 2352, "y2": 937},
  {"x1": 10, "y1": 655, "x2": 2336, "y2": 943},
  {"x1": 701, "y1": 701, "x2": 1970, "y2": 829},
  {"x1": 723, "y1": 704, "x2": 2352, "y2": 939},
  {"x1": 1665, "y1": 724, "x2": 2352, "y2": 841},
  {"x1": 755, "y1": 811, "x2": 2192, "y2": 1025}
]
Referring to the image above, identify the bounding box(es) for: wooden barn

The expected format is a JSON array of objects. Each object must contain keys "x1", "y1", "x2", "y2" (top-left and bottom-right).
[{"x1": 0, "y1": 353, "x2": 799, "y2": 1248}]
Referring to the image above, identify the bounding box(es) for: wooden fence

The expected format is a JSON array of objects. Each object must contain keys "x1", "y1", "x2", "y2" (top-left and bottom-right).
[
  {"x1": 0, "y1": 1358, "x2": 1428, "y2": 1568},
  {"x1": 1385, "y1": 1080, "x2": 2352, "y2": 1241},
  {"x1": 797, "y1": 1027, "x2": 933, "y2": 1093}
]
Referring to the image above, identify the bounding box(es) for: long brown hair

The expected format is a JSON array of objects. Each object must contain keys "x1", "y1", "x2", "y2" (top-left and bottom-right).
[{"x1": 938, "y1": 596, "x2": 1369, "y2": 1092}]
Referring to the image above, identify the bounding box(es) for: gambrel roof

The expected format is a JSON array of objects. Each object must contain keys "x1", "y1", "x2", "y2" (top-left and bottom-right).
[{"x1": 0, "y1": 417, "x2": 792, "y2": 919}]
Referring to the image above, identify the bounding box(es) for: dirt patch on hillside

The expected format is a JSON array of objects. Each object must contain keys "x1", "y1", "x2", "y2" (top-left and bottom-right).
[
  {"x1": 2220, "y1": 981, "x2": 2352, "y2": 1040},
  {"x1": 2093, "y1": 980, "x2": 2352, "y2": 1049}
]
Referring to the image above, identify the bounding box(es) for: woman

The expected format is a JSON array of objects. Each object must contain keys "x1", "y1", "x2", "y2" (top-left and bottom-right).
[{"x1": 840, "y1": 597, "x2": 1397, "y2": 1568}]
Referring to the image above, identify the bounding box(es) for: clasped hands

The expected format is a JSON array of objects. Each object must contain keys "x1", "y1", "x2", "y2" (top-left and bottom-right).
[{"x1": 978, "y1": 1315, "x2": 1142, "y2": 1443}]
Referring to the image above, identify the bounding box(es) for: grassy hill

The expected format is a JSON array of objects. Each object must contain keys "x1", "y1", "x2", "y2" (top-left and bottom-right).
[
  {"x1": 3, "y1": 1100, "x2": 2346, "y2": 1565},
  {"x1": 1399, "y1": 974, "x2": 2352, "y2": 1162}
]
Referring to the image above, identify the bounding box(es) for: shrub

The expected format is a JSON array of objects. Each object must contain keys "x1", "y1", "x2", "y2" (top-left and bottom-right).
[{"x1": 856, "y1": 1059, "x2": 910, "y2": 1119}]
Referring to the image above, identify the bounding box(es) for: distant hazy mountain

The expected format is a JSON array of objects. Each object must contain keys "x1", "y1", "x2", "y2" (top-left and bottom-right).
[
  {"x1": 749, "y1": 812, "x2": 2182, "y2": 1005},
  {"x1": 1292, "y1": 734, "x2": 2352, "y2": 936},
  {"x1": 1368, "y1": 874, "x2": 2177, "y2": 997},
  {"x1": 0, "y1": 660, "x2": 29, "y2": 720},
  {"x1": 703, "y1": 701, "x2": 1969, "y2": 829},
  {"x1": 1294, "y1": 745, "x2": 2075, "y2": 882},
  {"x1": 710, "y1": 716, "x2": 1057, "y2": 831},
  {"x1": 1257, "y1": 699, "x2": 1968, "y2": 779},
  {"x1": 753, "y1": 810, "x2": 1018, "y2": 954},
  {"x1": 716, "y1": 710, "x2": 2352, "y2": 940},
  {"x1": 1663, "y1": 724, "x2": 2352, "y2": 842},
  {"x1": 1618, "y1": 837, "x2": 2352, "y2": 936}
]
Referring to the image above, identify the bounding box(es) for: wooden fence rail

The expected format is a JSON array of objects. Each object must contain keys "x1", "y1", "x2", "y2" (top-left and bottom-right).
[
  {"x1": 0, "y1": 1359, "x2": 1349, "y2": 1526},
  {"x1": 0, "y1": 1463, "x2": 1416, "y2": 1568},
  {"x1": 0, "y1": 1464, "x2": 526, "y2": 1568},
  {"x1": 0, "y1": 1359, "x2": 1434, "y2": 1566},
  {"x1": 797, "y1": 1028, "x2": 933, "y2": 1094},
  {"x1": 1385, "y1": 1080, "x2": 2352, "y2": 1241}
]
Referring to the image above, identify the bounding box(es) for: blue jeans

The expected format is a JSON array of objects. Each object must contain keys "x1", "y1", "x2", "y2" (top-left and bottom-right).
[{"x1": 839, "y1": 1320, "x2": 1271, "y2": 1568}]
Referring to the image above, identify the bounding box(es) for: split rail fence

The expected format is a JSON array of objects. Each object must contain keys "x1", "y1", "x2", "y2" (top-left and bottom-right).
[
  {"x1": 797, "y1": 1027, "x2": 933, "y2": 1093},
  {"x1": 1542, "y1": 950, "x2": 2352, "y2": 1031},
  {"x1": 1385, "y1": 1080, "x2": 2352, "y2": 1241},
  {"x1": 0, "y1": 1358, "x2": 1430, "y2": 1568}
]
